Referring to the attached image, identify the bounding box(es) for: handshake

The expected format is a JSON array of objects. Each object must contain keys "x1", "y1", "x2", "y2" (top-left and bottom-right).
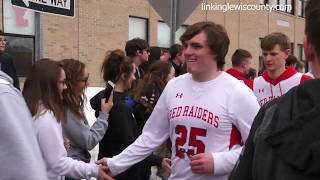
[
  {"x1": 95, "y1": 157, "x2": 172, "y2": 180},
  {"x1": 96, "y1": 158, "x2": 114, "y2": 180}
]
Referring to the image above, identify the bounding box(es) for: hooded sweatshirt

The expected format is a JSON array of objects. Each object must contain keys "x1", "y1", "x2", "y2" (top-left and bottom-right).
[
  {"x1": 0, "y1": 70, "x2": 48, "y2": 180},
  {"x1": 226, "y1": 68, "x2": 250, "y2": 87},
  {"x1": 250, "y1": 67, "x2": 312, "y2": 106}
]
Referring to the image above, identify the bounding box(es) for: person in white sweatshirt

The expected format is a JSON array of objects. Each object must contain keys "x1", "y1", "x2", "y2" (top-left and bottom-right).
[
  {"x1": 97, "y1": 21, "x2": 260, "y2": 180},
  {"x1": 250, "y1": 32, "x2": 312, "y2": 106},
  {"x1": 22, "y1": 59, "x2": 113, "y2": 180},
  {"x1": 0, "y1": 70, "x2": 48, "y2": 180}
]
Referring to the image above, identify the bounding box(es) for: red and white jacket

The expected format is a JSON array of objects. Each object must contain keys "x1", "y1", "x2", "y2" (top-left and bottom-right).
[
  {"x1": 250, "y1": 67, "x2": 312, "y2": 106},
  {"x1": 226, "y1": 68, "x2": 250, "y2": 87}
]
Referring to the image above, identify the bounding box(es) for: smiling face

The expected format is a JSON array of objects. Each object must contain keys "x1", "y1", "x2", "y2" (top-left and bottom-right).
[
  {"x1": 74, "y1": 67, "x2": 89, "y2": 97},
  {"x1": 183, "y1": 31, "x2": 218, "y2": 81},
  {"x1": 57, "y1": 68, "x2": 67, "y2": 98}
]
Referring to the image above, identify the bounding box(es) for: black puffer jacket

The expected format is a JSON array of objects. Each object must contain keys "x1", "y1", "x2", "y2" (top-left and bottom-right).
[{"x1": 229, "y1": 79, "x2": 320, "y2": 180}]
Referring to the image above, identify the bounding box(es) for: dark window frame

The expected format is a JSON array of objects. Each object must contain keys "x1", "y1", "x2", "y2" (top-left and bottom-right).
[
  {"x1": 2, "y1": 32, "x2": 36, "y2": 77},
  {"x1": 260, "y1": 0, "x2": 268, "y2": 5},
  {"x1": 297, "y1": 43, "x2": 309, "y2": 72},
  {"x1": 273, "y1": 0, "x2": 295, "y2": 15},
  {"x1": 298, "y1": 0, "x2": 307, "y2": 17}
]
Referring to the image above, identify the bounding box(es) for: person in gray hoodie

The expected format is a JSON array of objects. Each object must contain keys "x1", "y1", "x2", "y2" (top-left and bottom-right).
[
  {"x1": 0, "y1": 70, "x2": 48, "y2": 180},
  {"x1": 60, "y1": 59, "x2": 113, "y2": 180}
]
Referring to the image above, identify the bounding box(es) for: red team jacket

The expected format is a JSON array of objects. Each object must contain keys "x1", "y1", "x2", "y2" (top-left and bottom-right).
[
  {"x1": 226, "y1": 68, "x2": 250, "y2": 87},
  {"x1": 249, "y1": 67, "x2": 312, "y2": 106}
]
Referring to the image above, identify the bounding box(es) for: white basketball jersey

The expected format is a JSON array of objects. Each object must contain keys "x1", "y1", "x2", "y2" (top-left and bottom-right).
[{"x1": 108, "y1": 72, "x2": 260, "y2": 180}]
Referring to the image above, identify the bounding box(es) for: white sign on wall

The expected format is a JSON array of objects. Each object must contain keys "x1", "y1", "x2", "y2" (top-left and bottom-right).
[{"x1": 4, "y1": 1, "x2": 35, "y2": 35}]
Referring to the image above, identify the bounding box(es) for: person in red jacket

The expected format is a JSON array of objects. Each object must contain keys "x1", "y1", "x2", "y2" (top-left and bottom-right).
[
  {"x1": 250, "y1": 32, "x2": 312, "y2": 106},
  {"x1": 226, "y1": 49, "x2": 252, "y2": 86}
]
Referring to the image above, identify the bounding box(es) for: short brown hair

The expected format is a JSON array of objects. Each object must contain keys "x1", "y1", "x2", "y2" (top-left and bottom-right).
[
  {"x1": 231, "y1": 49, "x2": 252, "y2": 67},
  {"x1": 125, "y1": 38, "x2": 149, "y2": 58},
  {"x1": 285, "y1": 55, "x2": 298, "y2": 66},
  {"x1": 261, "y1": 32, "x2": 290, "y2": 51},
  {"x1": 180, "y1": 21, "x2": 230, "y2": 70}
]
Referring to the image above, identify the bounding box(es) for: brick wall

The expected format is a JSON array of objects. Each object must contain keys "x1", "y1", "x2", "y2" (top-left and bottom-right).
[{"x1": 1, "y1": 0, "x2": 306, "y2": 85}]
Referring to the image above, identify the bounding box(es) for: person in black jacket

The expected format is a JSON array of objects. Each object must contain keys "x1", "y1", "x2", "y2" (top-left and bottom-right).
[
  {"x1": 169, "y1": 44, "x2": 186, "y2": 77},
  {"x1": 229, "y1": 1, "x2": 320, "y2": 179},
  {"x1": 90, "y1": 49, "x2": 141, "y2": 180},
  {"x1": 0, "y1": 30, "x2": 19, "y2": 89}
]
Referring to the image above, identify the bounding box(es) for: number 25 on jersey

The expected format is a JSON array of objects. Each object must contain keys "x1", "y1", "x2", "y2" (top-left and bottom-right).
[{"x1": 175, "y1": 125, "x2": 207, "y2": 159}]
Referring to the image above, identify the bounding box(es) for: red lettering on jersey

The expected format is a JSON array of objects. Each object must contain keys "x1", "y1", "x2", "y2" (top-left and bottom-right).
[
  {"x1": 172, "y1": 107, "x2": 177, "y2": 118},
  {"x1": 169, "y1": 109, "x2": 172, "y2": 119},
  {"x1": 208, "y1": 112, "x2": 214, "y2": 125},
  {"x1": 194, "y1": 107, "x2": 199, "y2": 117},
  {"x1": 213, "y1": 116, "x2": 219, "y2": 128},
  {"x1": 196, "y1": 107, "x2": 203, "y2": 119},
  {"x1": 182, "y1": 106, "x2": 189, "y2": 116},
  {"x1": 188, "y1": 106, "x2": 194, "y2": 117},
  {"x1": 202, "y1": 109, "x2": 208, "y2": 122},
  {"x1": 170, "y1": 106, "x2": 219, "y2": 128},
  {"x1": 176, "y1": 106, "x2": 183, "y2": 117}
]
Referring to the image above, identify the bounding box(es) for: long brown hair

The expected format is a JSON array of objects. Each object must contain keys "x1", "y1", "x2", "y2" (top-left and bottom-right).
[
  {"x1": 134, "y1": 61, "x2": 172, "y2": 102},
  {"x1": 102, "y1": 49, "x2": 134, "y2": 83},
  {"x1": 23, "y1": 59, "x2": 65, "y2": 122},
  {"x1": 60, "y1": 59, "x2": 86, "y2": 119}
]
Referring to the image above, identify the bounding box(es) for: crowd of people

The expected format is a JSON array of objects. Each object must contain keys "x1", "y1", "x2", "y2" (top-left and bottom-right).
[{"x1": 1, "y1": 0, "x2": 320, "y2": 179}]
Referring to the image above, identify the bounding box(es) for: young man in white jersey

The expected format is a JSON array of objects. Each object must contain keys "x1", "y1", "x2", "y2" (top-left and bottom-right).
[
  {"x1": 97, "y1": 21, "x2": 260, "y2": 180},
  {"x1": 250, "y1": 32, "x2": 312, "y2": 106},
  {"x1": 229, "y1": 1, "x2": 320, "y2": 179}
]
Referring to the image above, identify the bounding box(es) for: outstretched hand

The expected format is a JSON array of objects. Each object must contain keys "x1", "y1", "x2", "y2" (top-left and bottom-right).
[
  {"x1": 98, "y1": 165, "x2": 114, "y2": 180},
  {"x1": 96, "y1": 158, "x2": 114, "y2": 177}
]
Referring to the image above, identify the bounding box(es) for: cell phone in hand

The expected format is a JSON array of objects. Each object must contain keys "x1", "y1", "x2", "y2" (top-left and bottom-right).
[{"x1": 103, "y1": 80, "x2": 115, "y2": 102}]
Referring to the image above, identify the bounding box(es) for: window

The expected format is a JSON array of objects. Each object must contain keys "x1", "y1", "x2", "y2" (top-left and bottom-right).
[
  {"x1": 290, "y1": 43, "x2": 294, "y2": 54},
  {"x1": 3, "y1": 1, "x2": 35, "y2": 77},
  {"x1": 297, "y1": 44, "x2": 308, "y2": 72},
  {"x1": 258, "y1": 38, "x2": 265, "y2": 74},
  {"x1": 272, "y1": 0, "x2": 294, "y2": 14},
  {"x1": 128, "y1": 16, "x2": 148, "y2": 41},
  {"x1": 297, "y1": 44, "x2": 305, "y2": 62},
  {"x1": 297, "y1": 0, "x2": 307, "y2": 17},
  {"x1": 4, "y1": 34, "x2": 35, "y2": 77},
  {"x1": 157, "y1": 21, "x2": 188, "y2": 48},
  {"x1": 157, "y1": 22, "x2": 171, "y2": 48},
  {"x1": 3, "y1": 1, "x2": 35, "y2": 35},
  {"x1": 175, "y1": 25, "x2": 188, "y2": 44},
  {"x1": 260, "y1": 0, "x2": 268, "y2": 5}
]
